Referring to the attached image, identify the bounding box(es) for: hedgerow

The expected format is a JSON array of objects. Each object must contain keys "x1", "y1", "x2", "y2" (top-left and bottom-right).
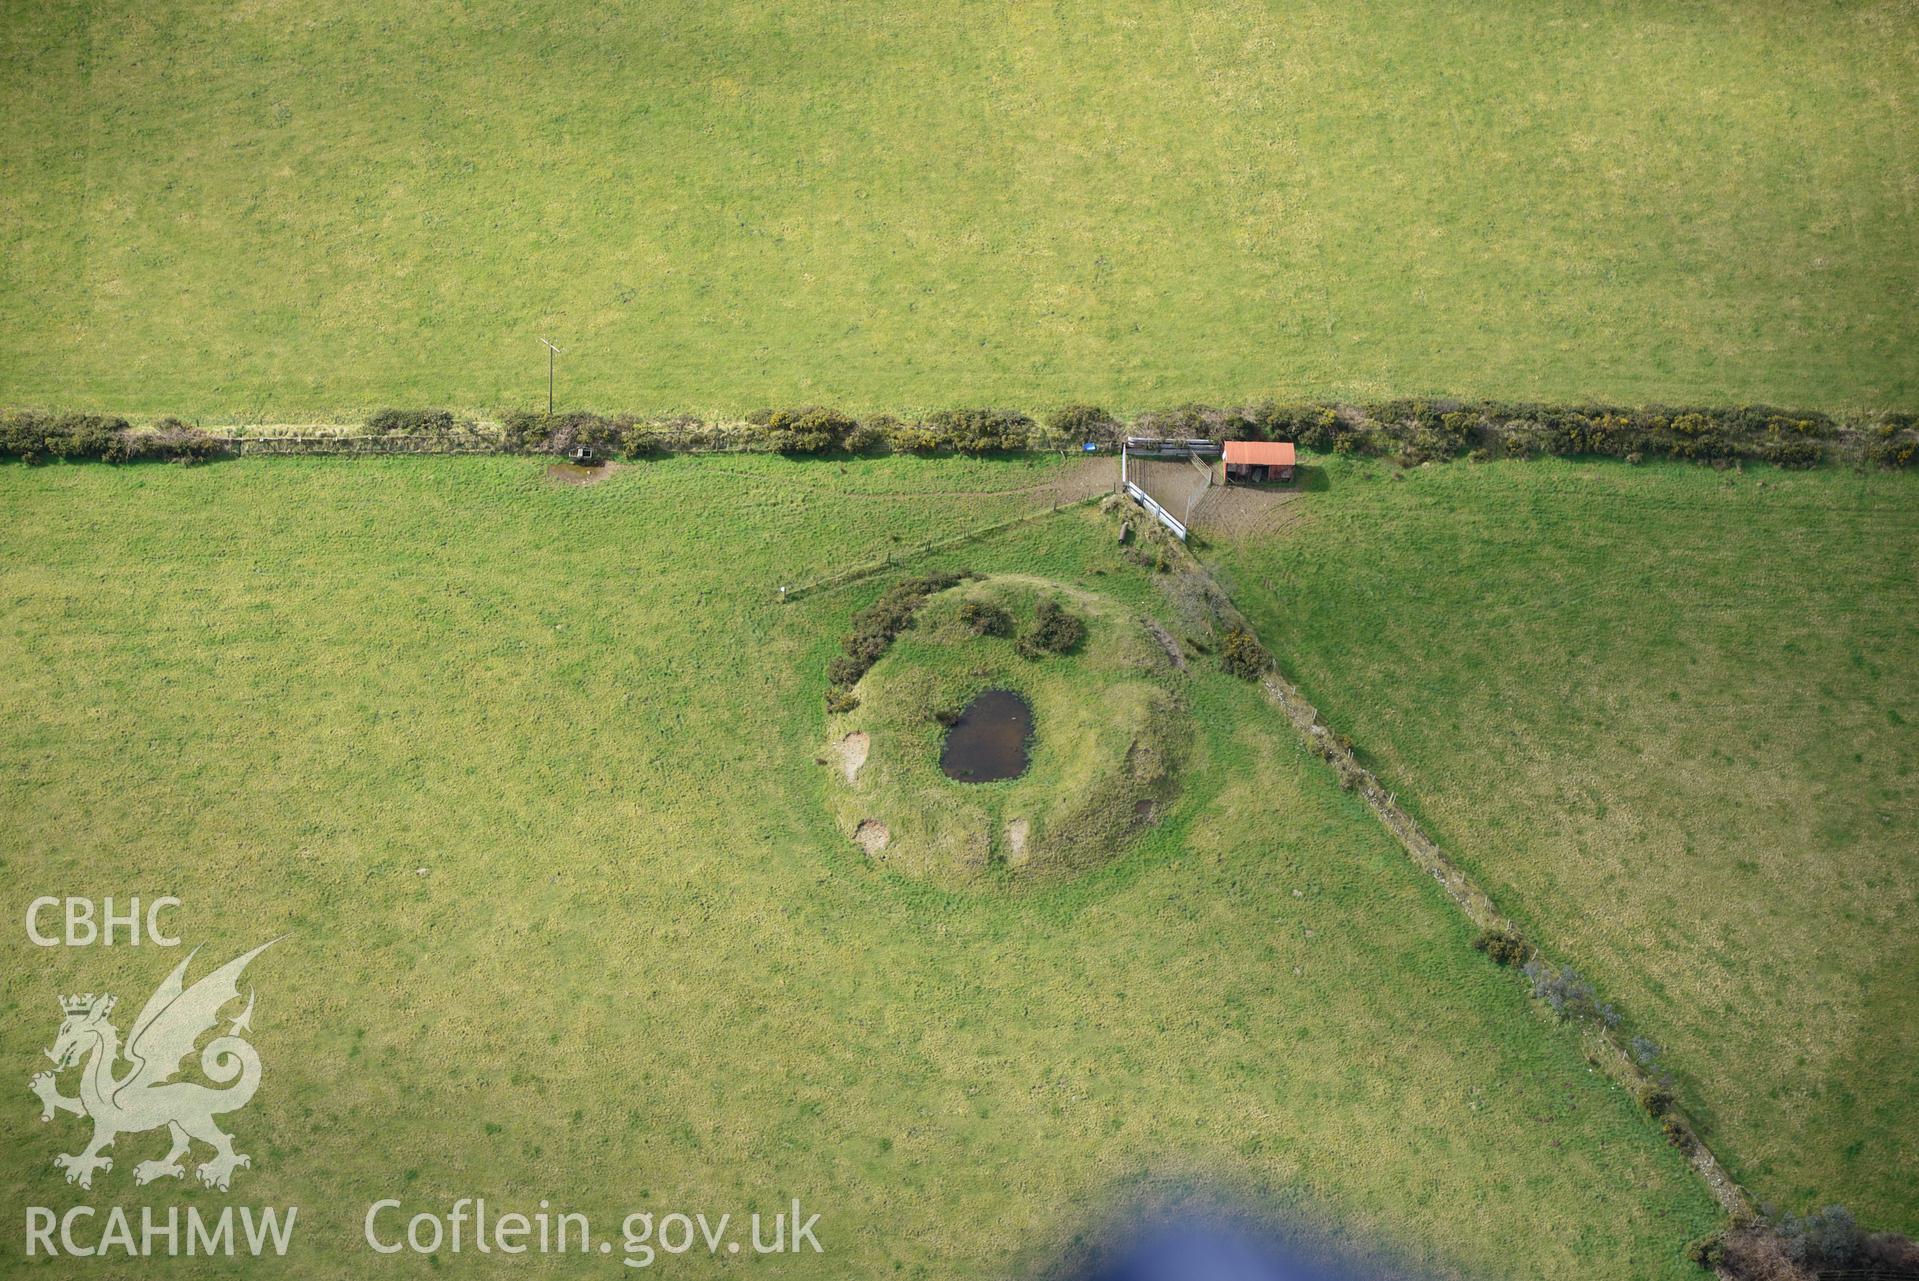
[
  {"x1": 363, "y1": 408, "x2": 456, "y2": 435},
  {"x1": 1521, "y1": 957, "x2": 1619, "y2": 1025},
  {"x1": 922, "y1": 408, "x2": 1034, "y2": 455},
  {"x1": 1118, "y1": 399, "x2": 1914, "y2": 469},
  {"x1": 751, "y1": 406, "x2": 858, "y2": 454},
  {"x1": 1045, "y1": 404, "x2": 1120, "y2": 445},
  {"x1": 10, "y1": 400, "x2": 1914, "y2": 468},
  {"x1": 0, "y1": 411, "x2": 224, "y2": 464},
  {"x1": 1471, "y1": 928, "x2": 1531, "y2": 967},
  {"x1": 501, "y1": 409, "x2": 635, "y2": 456},
  {"x1": 1698, "y1": 1211, "x2": 1919, "y2": 1280}
]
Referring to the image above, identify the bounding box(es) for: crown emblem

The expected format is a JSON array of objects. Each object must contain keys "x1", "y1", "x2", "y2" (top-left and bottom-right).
[{"x1": 59, "y1": 993, "x2": 115, "y2": 1017}]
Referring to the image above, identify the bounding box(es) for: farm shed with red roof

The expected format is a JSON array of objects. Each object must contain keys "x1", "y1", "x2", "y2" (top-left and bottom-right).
[{"x1": 1223, "y1": 440, "x2": 1296, "y2": 483}]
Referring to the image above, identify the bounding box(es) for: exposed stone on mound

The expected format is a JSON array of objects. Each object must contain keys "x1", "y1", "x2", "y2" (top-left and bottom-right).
[
  {"x1": 838, "y1": 731, "x2": 869, "y2": 782},
  {"x1": 853, "y1": 818, "x2": 890, "y2": 855},
  {"x1": 1005, "y1": 818, "x2": 1030, "y2": 867}
]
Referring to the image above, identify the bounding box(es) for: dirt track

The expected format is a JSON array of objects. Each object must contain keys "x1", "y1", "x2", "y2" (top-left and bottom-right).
[{"x1": 1126, "y1": 457, "x2": 1300, "y2": 538}]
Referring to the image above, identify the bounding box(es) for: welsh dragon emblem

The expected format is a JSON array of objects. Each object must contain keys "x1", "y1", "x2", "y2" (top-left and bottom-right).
[{"x1": 30, "y1": 940, "x2": 277, "y2": 1191}]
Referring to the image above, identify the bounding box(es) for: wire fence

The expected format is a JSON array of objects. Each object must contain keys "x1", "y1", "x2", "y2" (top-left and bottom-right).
[
  {"x1": 1159, "y1": 540, "x2": 1761, "y2": 1220},
  {"x1": 222, "y1": 433, "x2": 505, "y2": 456},
  {"x1": 778, "y1": 492, "x2": 1109, "y2": 604},
  {"x1": 1124, "y1": 480, "x2": 1188, "y2": 540}
]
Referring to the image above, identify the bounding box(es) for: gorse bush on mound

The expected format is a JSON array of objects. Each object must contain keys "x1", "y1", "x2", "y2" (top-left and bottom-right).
[
  {"x1": 1015, "y1": 599, "x2": 1085, "y2": 659},
  {"x1": 957, "y1": 601, "x2": 1014, "y2": 637},
  {"x1": 824, "y1": 572, "x2": 974, "y2": 708}
]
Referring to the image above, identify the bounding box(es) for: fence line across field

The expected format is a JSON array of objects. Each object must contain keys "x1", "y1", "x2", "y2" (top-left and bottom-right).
[
  {"x1": 1124, "y1": 480, "x2": 1188, "y2": 540},
  {"x1": 780, "y1": 493, "x2": 1109, "y2": 604},
  {"x1": 1186, "y1": 452, "x2": 1215, "y2": 522},
  {"x1": 222, "y1": 433, "x2": 505, "y2": 456}
]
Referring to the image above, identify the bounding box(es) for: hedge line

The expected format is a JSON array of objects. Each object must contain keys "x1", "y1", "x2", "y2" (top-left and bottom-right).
[
  {"x1": 503, "y1": 400, "x2": 1918, "y2": 469},
  {"x1": 5, "y1": 401, "x2": 1915, "y2": 469},
  {"x1": 496, "y1": 406, "x2": 1049, "y2": 459},
  {"x1": 485, "y1": 400, "x2": 1919, "y2": 470},
  {"x1": 1123, "y1": 400, "x2": 1918, "y2": 469},
  {"x1": 0, "y1": 413, "x2": 225, "y2": 464}
]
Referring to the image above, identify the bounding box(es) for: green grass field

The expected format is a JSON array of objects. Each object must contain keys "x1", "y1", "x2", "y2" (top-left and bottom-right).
[
  {"x1": 0, "y1": 456, "x2": 1725, "y2": 1278},
  {"x1": 3, "y1": 0, "x2": 1917, "y2": 418},
  {"x1": 1207, "y1": 457, "x2": 1919, "y2": 1232},
  {"x1": 4, "y1": 0, "x2": 1916, "y2": 1270}
]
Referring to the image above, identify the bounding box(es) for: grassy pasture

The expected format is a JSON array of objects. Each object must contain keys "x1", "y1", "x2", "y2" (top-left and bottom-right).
[
  {"x1": 3, "y1": 0, "x2": 1917, "y2": 417},
  {"x1": 1207, "y1": 457, "x2": 1919, "y2": 1230},
  {"x1": 0, "y1": 455, "x2": 1721, "y2": 1278}
]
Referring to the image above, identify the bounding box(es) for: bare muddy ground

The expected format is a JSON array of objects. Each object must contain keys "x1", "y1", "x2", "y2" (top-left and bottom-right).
[
  {"x1": 547, "y1": 461, "x2": 625, "y2": 486},
  {"x1": 1127, "y1": 457, "x2": 1299, "y2": 539},
  {"x1": 1190, "y1": 483, "x2": 1301, "y2": 538}
]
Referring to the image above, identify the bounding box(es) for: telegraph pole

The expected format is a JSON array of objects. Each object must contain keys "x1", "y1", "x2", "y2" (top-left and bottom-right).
[{"x1": 539, "y1": 338, "x2": 563, "y2": 417}]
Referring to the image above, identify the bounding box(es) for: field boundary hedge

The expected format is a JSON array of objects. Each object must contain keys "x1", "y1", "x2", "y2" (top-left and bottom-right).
[
  {"x1": 1147, "y1": 532, "x2": 1760, "y2": 1221},
  {"x1": 1259, "y1": 661, "x2": 1756, "y2": 1217},
  {"x1": 3, "y1": 400, "x2": 1914, "y2": 469},
  {"x1": 229, "y1": 432, "x2": 502, "y2": 455},
  {"x1": 1156, "y1": 529, "x2": 1919, "y2": 1272}
]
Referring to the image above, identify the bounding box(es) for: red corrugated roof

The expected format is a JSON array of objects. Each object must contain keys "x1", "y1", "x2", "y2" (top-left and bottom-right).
[{"x1": 1223, "y1": 440, "x2": 1295, "y2": 465}]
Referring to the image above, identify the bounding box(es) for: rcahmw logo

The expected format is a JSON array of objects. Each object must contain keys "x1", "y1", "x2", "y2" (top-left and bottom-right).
[{"x1": 24, "y1": 939, "x2": 299, "y2": 1260}]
